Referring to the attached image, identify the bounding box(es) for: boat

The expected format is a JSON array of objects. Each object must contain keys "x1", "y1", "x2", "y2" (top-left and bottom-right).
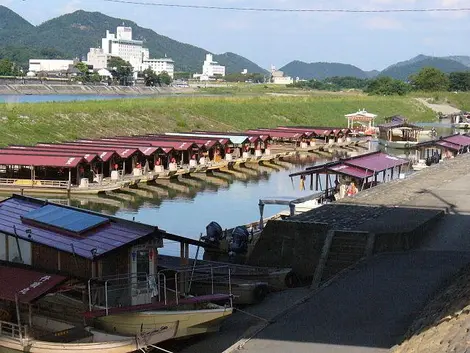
[
  {"x1": 377, "y1": 116, "x2": 422, "y2": 149},
  {"x1": 0, "y1": 265, "x2": 177, "y2": 353},
  {"x1": 83, "y1": 269, "x2": 233, "y2": 340},
  {"x1": 448, "y1": 111, "x2": 470, "y2": 129}
]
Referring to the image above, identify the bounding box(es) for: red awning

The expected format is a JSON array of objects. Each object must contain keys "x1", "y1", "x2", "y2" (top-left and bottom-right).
[
  {"x1": 345, "y1": 152, "x2": 408, "y2": 172},
  {"x1": 0, "y1": 154, "x2": 85, "y2": 168},
  {"x1": 443, "y1": 134, "x2": 470, "y2": 146},
  {"x1": 327, "y1": 163, "x2": 374, "y2": 179},
  {"x1": 0, "y1": 149, "x2": 99, "y2": 163},
  {"x1": 0, "y1": 266, "x2": 67, "y2": 303},
  {"x1": 436, "y1": 140, "x2": 461, "y2": 151}
]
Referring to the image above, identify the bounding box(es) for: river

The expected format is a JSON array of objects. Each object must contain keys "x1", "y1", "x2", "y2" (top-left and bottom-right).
[{"x1": 0, "y1": 94, "x2": 144, "y2": 103}]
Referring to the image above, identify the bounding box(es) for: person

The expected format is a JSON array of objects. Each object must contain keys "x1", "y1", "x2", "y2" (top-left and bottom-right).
[
  {"x1": 347, "y1": 181, "x2": 358, "y2": 196},
  {"x1": 334, "y1": 179, "x2": 340, "y2": 193},
  {"x1": 300, "y1": 175, "x2": 306, "y2": 191},
  {"x1": 170, "y1": 157, "x2": 176, "y2": 164}
]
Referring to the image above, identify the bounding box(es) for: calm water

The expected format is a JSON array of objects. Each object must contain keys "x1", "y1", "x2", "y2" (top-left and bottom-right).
[
  {"x1": 61, "y1": 155, "x2": 344, "y2": 257},
  {"x1": 0, "y1": 94, "x2": 143, "y2": 103}
]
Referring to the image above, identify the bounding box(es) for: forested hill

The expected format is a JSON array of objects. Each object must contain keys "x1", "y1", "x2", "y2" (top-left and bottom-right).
[{"x1": 0, "y1": 6, "x2": 266, "y2": 74}]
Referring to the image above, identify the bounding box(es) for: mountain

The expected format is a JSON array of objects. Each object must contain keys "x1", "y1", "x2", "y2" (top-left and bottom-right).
[
  {"x1": 446, "y1": 56, "x2": 470, "y2": 67},
  {"x1": 380, "y1": 56, "x2": 470, "y2": 80},
  {"x1": 280, "y1": 60, "x2": 369, "y2": 80},
  {"x1": 0, "y1": 5, "x2": 34, "y2": 43},
  {"x1": 0, "y1": 7, "x2": 266, "y2": 74}
]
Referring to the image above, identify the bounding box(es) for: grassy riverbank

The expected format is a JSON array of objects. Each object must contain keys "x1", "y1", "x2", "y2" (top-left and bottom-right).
[{"x1": 0, "y1": 94, "x2": 441, "y2": 146}]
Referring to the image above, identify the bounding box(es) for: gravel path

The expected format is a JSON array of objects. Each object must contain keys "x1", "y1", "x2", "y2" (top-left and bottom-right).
[{"x1": 415, "y1": 98, "x2": 461, "y2": 115}]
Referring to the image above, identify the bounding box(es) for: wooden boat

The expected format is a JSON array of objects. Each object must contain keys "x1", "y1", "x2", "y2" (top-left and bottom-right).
[
  {"x1": 0, "y1": 316, "x2": 177, "y2": 353},
  {"x1": 85, "y1": 294, "x2": 233, "y2": 339},
  {"x1": 378, "y1": 120, "x2": 422, "y2": 150},
  {"x1": 0, "y1": 265, "x2": 177, "y2": 353}
]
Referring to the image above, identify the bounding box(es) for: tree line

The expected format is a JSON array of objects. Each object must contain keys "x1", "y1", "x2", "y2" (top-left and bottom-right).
[{"x1": 290, "y1": 68, "x2": 470, "y2": 95}]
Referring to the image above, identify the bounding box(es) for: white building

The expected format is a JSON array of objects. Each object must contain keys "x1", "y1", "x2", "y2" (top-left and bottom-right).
[
  {"x1": 142, "y1": 57, "x2": 175, "y2": 78},
  {"x1": 194, "y1": 54, "x2": 225, "y2": 81},
  {"x1": 86, "y1": 26, "x2": 148, "y2": 73},
  {"x1": 29, "y1": 59, "x2": 76, "y2": 73},
  {"x1": 270, "y1": 65, "x2": 293, "y2": 85},
  {"x1": 86, "y1": 48, "x2": 108, "y2": 70}
]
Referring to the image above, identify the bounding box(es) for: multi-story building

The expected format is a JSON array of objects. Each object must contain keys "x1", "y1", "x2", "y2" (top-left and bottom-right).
[
  {"x1": 141, "y1": 57, "x2": 175, "y2": 78},
  {"x1": 202, "y1": 54, "x2": 225, "y2": 78},
  {"x1": 270, "y1": 65, "x2": 293, "y2": 85}
]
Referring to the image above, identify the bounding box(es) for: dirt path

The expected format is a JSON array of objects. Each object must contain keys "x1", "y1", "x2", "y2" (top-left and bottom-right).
[{"x1": 415, "y1": 98, "x2": 461, "y2": 115}]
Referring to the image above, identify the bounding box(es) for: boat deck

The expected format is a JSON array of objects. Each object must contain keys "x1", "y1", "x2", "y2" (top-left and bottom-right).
[{"x1": 83, "y1": 293, "x2": 231, "y2": 319}]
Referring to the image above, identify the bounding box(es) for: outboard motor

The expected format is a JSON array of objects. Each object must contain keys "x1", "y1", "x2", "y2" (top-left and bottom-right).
[
  {"x1": 201, "y1": 221, "x2": 224, "y2": 246},
  {"x1": 229, "y1": 226, "x2": 249, "y2": 255}
]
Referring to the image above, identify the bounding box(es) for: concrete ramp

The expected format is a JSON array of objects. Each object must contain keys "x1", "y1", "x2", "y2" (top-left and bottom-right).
[{"x1": 242, "y1": 251, "x2": 470, "y2": 353}]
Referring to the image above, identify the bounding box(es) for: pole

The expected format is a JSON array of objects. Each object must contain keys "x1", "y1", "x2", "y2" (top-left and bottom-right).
[
  {"x1": 15, "y1": 295, "x2": 22, "y2": 340},
  {"x1": 13, "y1": 225, "x2": 23, "y2": 263}
]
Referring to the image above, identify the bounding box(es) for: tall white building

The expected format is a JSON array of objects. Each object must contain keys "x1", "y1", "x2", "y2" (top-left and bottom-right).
[
  {"x1": 86, "y1": 26, "x2": 176, "y2": 79},
  {"x1": 196, "y1": 54, "x2": 225, "y2": 81},
  {"x1": 142, "y1": 57, "x2": 175, "y2": 78}
]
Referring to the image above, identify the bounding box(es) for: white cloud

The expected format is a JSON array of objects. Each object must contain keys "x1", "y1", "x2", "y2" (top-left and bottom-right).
[{"x1": 62, "y1": 0, "x2": 82, "y2": 14}]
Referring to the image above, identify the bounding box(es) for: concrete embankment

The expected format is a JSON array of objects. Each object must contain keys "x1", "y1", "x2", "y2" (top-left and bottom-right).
[
  {"x1": 178, "y1": 154, "x2": 470, "y2": 353},
  {"x1": 0, "y1": 83, "x2": 194, "y2": 95}
]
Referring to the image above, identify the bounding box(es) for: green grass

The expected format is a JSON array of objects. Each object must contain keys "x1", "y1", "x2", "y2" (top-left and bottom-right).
[{"x1": 0, "y1": 94, "x2": 439, "y2": 146}]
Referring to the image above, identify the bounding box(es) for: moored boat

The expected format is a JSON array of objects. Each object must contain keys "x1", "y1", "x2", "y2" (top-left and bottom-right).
[{"x1": 0, "y1": 265, "x2": 177, "y2": 353}]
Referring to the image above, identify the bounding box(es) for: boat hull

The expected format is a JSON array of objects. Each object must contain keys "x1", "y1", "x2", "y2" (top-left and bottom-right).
[
  {"x1": 94, "y1": 308, "x2": 232, "y2": 340},
  {"x1": 453, "y1": 123, "x2": 470, "y2": 129},
  {"x1": 378, "y1": 139, "x2": 418, "y2": 149}
]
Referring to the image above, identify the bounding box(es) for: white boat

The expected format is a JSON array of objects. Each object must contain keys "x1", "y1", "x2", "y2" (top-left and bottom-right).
[{"x1": 378, "y1": 120, "x2": 422, "y2": 150}]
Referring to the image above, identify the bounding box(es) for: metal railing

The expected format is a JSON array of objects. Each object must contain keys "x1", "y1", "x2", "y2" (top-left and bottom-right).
[
  {"x1": 0, "y1": 178, "x2": 69, "y2": 188},
  {"x1": 87, "y1": 265, "x2": 233, "y2": 316},
  {"x1": 0, "y1": 320, "x2": 25, "y2": 340}
]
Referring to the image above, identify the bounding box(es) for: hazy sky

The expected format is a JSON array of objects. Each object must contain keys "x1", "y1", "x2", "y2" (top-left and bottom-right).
[{"x1": 1, "y1": 0, "x2": 469, "y2": 71}]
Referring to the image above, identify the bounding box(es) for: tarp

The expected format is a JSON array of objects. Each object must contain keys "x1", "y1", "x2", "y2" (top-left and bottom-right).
[{"x1": 0, "y1": 265, "x2": 67, "y2": 303}]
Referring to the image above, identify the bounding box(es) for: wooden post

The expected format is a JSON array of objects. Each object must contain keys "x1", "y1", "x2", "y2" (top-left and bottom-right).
[
  {"x1": 310, "y1": 174, "x2": 314, "y2": 190},
  {"x1": 315, "y1": 174, "x2": 319, "y2": 191},
  {"x1": 68, "y1": 168, "x2": 72, "y2": 191},
  {"x1": 325, "y1": 172, "x2": 329, "y2": 198},
  {"x1": 30, "y1": 166, "x2": 34, "y2": 187}
]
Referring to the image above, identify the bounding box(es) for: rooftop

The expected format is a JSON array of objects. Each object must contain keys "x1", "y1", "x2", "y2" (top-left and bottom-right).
[{"x1": 0, "y1": 195, "x2": 162, "y2": 260}]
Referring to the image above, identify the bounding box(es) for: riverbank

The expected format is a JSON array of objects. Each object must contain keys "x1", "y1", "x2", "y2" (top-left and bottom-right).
[
  {"x1": 0, "y1": 83, "x2": 194, "y2": 96},
  {"x1": 0, "y1": 94, "x2": 435, "y2": 146}
]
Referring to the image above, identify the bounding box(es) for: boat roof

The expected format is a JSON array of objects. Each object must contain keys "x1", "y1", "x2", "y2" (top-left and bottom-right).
[
  {"x1": 117, "y1": 135, "x2": 227, "y2": 149},
  {"x1": 102, "y1": 137, "x2": 199, "y2": 151},
  {"x1": 290, "y1": 152, "x2": 409, "y2": 179},
  {"x1": 328, "y1": 163, "x2": 375, "y2": 179},
  {"x1": 193, "y1": 131, "x2": 271, "y2": 142},
  {"x1": 33, "y1": 144, "x2": 121, "y2": 162},
  {"x1": 0, "y1": 148, "x2": 100, "y2": 163},
  {"x1": 73, "y1": 140, "x2": 169, "y2": 156},
  {"x1": 165, "y1": 132, "x2": 249, "y2": 145},
  {"x1": 246, "y1": 129, "x2": 304, "y2": 139},
  {"x1": 436, "y1": 140, "x2": 462, "y2": 151},
  {"x1": 277, "y1": 126, "x2": 351, "y2": 136},
  {"x1": 64, "y1": 142, "x2": 140, "y2": 158},
  {"x1": 0, "y1": 195, "x2": 162, "y2": 260},
  {"x1": 378, "y1": 121, "x2": 422, "y2": 130},
  {"x1": 0, "y1": 265, "x2": 67, "y2": 303},
  {"x1": 0, "y1": 154, "x2": 86, "y2": 168},
  {"x1": 443, "y1": 134, "x2": 470, "y2": 146}
]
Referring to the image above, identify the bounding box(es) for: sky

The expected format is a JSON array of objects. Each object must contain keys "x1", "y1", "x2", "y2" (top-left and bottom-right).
[{"x1": 1, "y1": 0, "x2": 469, "y2": 71}]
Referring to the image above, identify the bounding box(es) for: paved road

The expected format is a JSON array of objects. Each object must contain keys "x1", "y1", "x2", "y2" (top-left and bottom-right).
[{"x1": 241, "y1": 251, "x2": 470, "y2": 353}]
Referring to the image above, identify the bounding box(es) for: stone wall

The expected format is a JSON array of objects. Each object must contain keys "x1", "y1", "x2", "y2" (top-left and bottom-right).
[{"x1": 247, "y1": 220, "x2": 329, "y2": 278}]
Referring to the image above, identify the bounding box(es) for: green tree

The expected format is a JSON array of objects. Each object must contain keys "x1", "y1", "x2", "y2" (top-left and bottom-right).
[
  {"x1": 107, "y1": 57, "x2": 133, "y2": 86},
  {"x1": 0, "y1": 58, "x2": 19, "y2": 76},
  {"x1": 409, "y1": 67, "x2": 450, "y2": 91},
  {"x1": 449, "y1": 72, "x2": 470, "y2": 92},
  {"x1": 75, "y1": 61, "x2": 89, "y2": 75},
  {"x1": 365, "y1": 76, "x2": 410, "y2": 96},
  {"x1": 174, "y1": 71, "x2": 191, "y2": 80},
  {"x1": 158, "y1": 71, "x2": 172, "y2": 86},
  {"x1": 143, "y1": 67, "x2": 160, "y2": 86}
]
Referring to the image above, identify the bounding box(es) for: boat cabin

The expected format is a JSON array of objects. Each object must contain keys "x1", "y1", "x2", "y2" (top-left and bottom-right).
[
  {"x1": 289, "y1": 152, "x2": 409, "y2": 201},
  {"x1": 378, "y1": 120, "x2": 422, "y2": 149},
  {"x1": 413, "y1": 134, "x2": 470, "y2": 164}
]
